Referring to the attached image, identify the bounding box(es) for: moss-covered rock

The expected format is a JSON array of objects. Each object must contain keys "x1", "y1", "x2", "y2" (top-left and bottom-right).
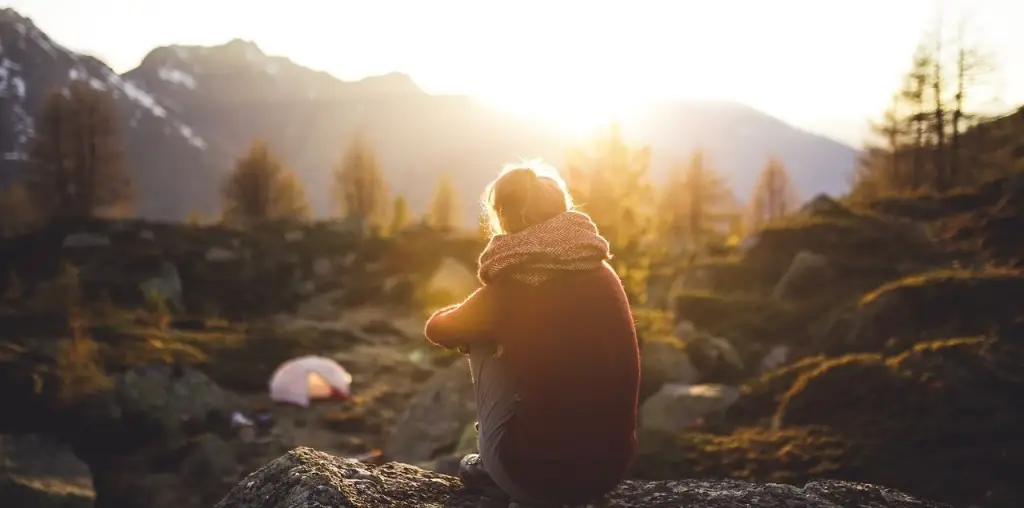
[{"x1": 848, "y1": 268, "x2": 1024, "y2": 353}]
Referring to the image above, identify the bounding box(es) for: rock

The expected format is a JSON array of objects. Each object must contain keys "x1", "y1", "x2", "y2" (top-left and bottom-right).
[
  {"x1": 738, "y1": 233, "x2": 761, "y2": 254},
  {"x1": 137, "y1": 261, "x2": 183, "y2": 311},
  {"x1": 770, "y1": 250, "x2": 830, "y2": 301},
  {"x1": 639, "y1": 383, "x2": 740, "y2": 432},
  {"x1": 312, "y1": 258, "x2": 332, "y2": 277},
  {"x1": 295, "y1": 280, "x2": 315, "y2": 296},
  {"x1": 0, "y1": 434, "x2": 91, "y2": 478},
  {"x1": 844, "y1": 269, "x2": 1024, "y2": 353},
  {"x1": 675, "y1": 321, "x2": 744, "y2": 372},
  {"x1": 205, "y1": 247, "x2": 239, "y2": 262},
  {"x1": 0, "y1": 472, "x2": 94, "y2": 508},
  {"x1": 214, "y1": 447, "x2": 951, "y2": 508},
  {"x1": 384, "y1": 360, "x2": 476, "y2": 463},
  {"x1": 639, "y1": 339, "x2": 698, "y2": 398},
  {"x1": 799, "y1": 194, "x2": 850, "y2": 218},
  {"x1": 425, "y1": 257, "x2": 477, "y2": 301},
  {"x1": 331, "y1": 216, "x2": 369, "y2": 237},
  {"x1": 759, "y1": 345, "x2": 790, "y2": 373},
  {"x1": 454, "y1": 421, "x2": 478, "y2": 456},
  {"x1": 62, "y1": 233, "x2": 110, "y2": 248}
]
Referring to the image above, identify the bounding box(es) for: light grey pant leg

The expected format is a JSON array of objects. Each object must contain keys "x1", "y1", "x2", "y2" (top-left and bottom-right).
[{"x1": 468, "y1": 343, "x2": 543, "y2": 503}]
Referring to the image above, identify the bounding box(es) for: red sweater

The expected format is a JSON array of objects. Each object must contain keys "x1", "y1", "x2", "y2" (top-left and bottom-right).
[{"x1": 424, "y1": 263, "x2": 640, "y2": 503}]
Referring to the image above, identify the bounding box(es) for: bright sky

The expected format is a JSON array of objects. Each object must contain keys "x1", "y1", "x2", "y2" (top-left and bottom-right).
[{"x1": 9, "y1": 0, "x2": 1024, "y2": 144}]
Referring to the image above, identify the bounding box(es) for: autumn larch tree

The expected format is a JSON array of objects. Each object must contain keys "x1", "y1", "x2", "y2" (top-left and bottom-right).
[
  {"x1": 851, "y1": 15, "x2": 997, "y2": 199},
  {"x1": 565, "y1": 122, "x2": 655, "y2": 302},
  {"x1": 748, "y1": 157, "x2": 799, "y2": 231},
  {"x1": 427, "y1": 172, "x2": 461, "y2": 231},
  {"x1": 658, "y1": 150, "x2": 735, "y2": 253},
  {"x1": 388, "y1": 195, "x2": 411, "y2": 235},
  {"x1": 220, "y1": 140, "x2": 310, "y2": 228},
  {"x1": 332, "y1": 134, "x2": 389, "y2": 229},
  {"x1": 25, "y1": 81, "x2": 133, "y2": 222}
]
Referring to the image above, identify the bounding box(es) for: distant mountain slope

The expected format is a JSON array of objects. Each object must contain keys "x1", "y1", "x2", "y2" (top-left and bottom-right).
[
  {"x1": 0, "y1": 8, "x2": 222, "y2": 218},
  {"x1": 0, "y1": 8, "x2": 859, "y2": 222}
]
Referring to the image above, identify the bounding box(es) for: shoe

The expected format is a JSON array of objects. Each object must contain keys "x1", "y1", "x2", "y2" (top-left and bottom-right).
[{"x1": 458, "y1": 454, "x2": 508, "y2": 499}]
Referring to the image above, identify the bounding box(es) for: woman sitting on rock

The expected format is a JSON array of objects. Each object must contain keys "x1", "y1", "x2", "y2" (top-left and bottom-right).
[{"x1": 423, "y1": 161, "x2": 641, "y2": 506}]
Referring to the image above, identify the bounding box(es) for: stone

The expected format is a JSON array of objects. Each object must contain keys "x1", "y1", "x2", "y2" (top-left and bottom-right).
[
  {"x1": 639, "y1": 383, "x2": 741, "y2": 432},
  {"x1": 61, "y1": 233, "x2": 110, "y2": 248},
  {"x1": 640, "y1": 339, "x2": 699, "y2": 394},
  {"x1": 312, "y1": 258, "x2": 332, "y2": 277},
  {"x1": 214, "y1": 447, "x2": 951, "y2": 508},
  {"x1": 137, "y1": 261, "x2": 183, "y2": 311},
  {"x1": 384, "y1": 360, "x2": 476, "y2": 463},
  {"x1": 0, "y1": 472, "x2": 94, "y2": 508},
  {"x1": 205, "y1": 247, "x2": 239, "y2": 262},
  {"x1": 426, "y1": 257, "x2": 477, "y2": 301},
  {"x1": 771, "y1": 250, "x2": 831, "y2": 301}
]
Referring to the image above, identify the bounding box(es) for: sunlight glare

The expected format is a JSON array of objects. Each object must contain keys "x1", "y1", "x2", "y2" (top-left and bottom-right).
[{"x1": 475, "y1": 87, "x2": 644, "y2": 137}]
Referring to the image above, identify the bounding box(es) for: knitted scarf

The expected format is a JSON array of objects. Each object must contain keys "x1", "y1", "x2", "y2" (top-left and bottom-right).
[{"x1": 478, "y1": 211, "x2": 611, "y2": 286}]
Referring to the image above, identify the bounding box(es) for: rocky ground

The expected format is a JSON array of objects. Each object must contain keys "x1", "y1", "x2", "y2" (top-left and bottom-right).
[
  {"x1": 2, "y1": 174, "x2": 1024, "y2": 508},
  {"x1": 215, "y1": 447, "x2": 952, "y2": 508}
]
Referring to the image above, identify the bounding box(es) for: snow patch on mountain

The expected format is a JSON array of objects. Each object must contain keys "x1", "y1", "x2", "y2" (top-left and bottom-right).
[
  {"x1": 0, "y1": 52, "x2": 33, "y2": 160},
  {"x1": 158, "y1": 66, "x2": 197, "y2": 89}
]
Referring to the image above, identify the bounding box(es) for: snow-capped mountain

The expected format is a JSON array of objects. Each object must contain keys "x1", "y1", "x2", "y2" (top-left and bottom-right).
[
  {"x1": 0, "y1": 7, "x2": 221, "y2": 217},
  {"x1": 0, "y1": 7, "x2": 860, "y2": 221}
]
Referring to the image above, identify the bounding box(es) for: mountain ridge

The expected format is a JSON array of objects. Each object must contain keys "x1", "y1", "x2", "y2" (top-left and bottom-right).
[{"x1": 0, "y1": 8, "x2": 859, "y2": 221}]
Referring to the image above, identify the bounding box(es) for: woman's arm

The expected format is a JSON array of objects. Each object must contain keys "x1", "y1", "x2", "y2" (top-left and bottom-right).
[{"x1": 423, "y1": 286, "x2": 497, "y2": 350}]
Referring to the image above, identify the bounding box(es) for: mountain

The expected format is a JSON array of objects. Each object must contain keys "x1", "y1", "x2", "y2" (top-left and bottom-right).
[
  {"x1": 0, "y1": 8, "x2": 859, "y2": 222},
  {"x1": 0, "y1": 8, "x2": 220, "y2": 217}
]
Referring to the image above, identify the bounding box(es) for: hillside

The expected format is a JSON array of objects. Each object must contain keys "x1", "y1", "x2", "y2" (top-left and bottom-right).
[
  {"x1": 0, "y1": 8, "x2": 858, "y2": 221},
  {"x1": 1, "y1": 170, "x2": 1023, "y2": 508}
]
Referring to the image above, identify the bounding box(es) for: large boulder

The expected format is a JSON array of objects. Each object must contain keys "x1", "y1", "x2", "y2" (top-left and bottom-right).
[
  {"x1": 844, "y1": 269, "x2": 1024, "y2": 353},
  {"x1": 384, "y1": 359, "x2": 476, "y2": 463},
  {"x1": 214, "y1": 447, "x2": 950, "y2": 508},
  {"x1": 0, "y1": 472, "x2": 93, "y2": 508}
]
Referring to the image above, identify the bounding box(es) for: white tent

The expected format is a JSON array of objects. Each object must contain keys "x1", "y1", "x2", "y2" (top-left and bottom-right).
[{"x1": 268, "y1": 356, "x2": 353, "y2": 407}]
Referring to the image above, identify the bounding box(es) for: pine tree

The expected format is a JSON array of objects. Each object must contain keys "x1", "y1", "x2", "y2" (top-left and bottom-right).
[
  {"x1": 427, "y1": 172, "x2": 460, "y2": 231},
  {"x1": 748, "y1": 157, "x2": 798, "y2": 230},
  {"x1": 332, "y1": 134, "x2": 389, "y2": 228},
  {"x1": 659, "y1": 150, "x2": 734, "y2": 253},
  {"x1": 220, "y1": 140, "x2": 310, "y2": 228},
  {"x1": 25, "y1": 81, "x2": 132, "y2": 221},
  {"x1": 388, "y1": 195, "x2": 411, "y2": 235}
]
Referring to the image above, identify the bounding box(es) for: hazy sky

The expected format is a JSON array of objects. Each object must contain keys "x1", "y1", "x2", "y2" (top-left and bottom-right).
[{"x1": 9, "y1": 0, "x2": 1024, "y2": 143}]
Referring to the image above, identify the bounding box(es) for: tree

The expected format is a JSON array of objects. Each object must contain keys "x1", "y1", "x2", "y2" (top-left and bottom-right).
[
  {"x1": 658, "y1": 150, "x2": 735, "y2": 252},
  {"x1": 851, "y1": 16, "x2": 997, "y2": 198},
  {"x1": 332, "y1": 134, "x2": 389, "y2": 228},
  {"x1": 566, "y1": 122, "x2": 654, "y2": 252},
  {"x1": 748, "y1": 157, "x2": 799, "y2": 230},
  {"x1": 427, "y1": 172, "x2": 460, "y2": 231},
  {"x1": 949, "y1": 17, "x2": 996, "y2": 184},
  {"x1": 25, "y1": 81, "x2": 132, "y2": 221},
  {"x1": 388, "y1": 195, "x2": 411, "y2": 235},
  {"x1": 565, "y1": 122, "x2": 655, "y2": 303},
  {"x1": 220, "y1": 140, "x2": 309, "y2": 228}
]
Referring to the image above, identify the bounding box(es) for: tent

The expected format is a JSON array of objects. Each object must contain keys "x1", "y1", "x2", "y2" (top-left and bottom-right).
[{"x1": 268, "y1": 356, "x2": 353, "y2": 407}]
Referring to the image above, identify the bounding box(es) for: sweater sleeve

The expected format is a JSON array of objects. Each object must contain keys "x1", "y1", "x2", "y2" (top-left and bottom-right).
[{"x1": 423, "y1": 286, "x2": 497, "y2": 350}]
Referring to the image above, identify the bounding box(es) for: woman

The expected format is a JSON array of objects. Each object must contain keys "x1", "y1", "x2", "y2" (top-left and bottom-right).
[{"x1": 423, "y1": 161, "x2": 641, "y2": 506}]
